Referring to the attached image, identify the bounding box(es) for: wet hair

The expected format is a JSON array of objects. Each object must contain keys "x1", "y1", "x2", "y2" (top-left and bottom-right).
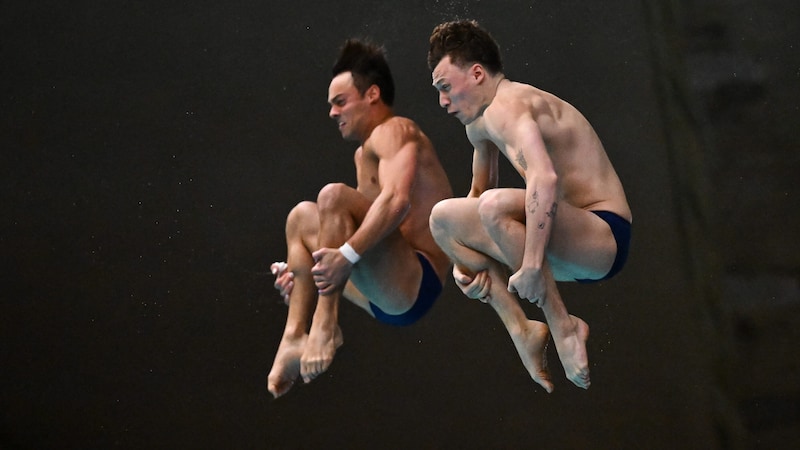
[
  {"x1": 427, "y1": 20, "x2": 503, "y2": 74},
  {"x1": 332, "y1": 39, "x2": 395, "y2": 106}
]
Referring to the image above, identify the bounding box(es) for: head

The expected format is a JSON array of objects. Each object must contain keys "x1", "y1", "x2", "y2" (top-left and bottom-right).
[
  {"x1": 428, "y1": 20, "x2": 504, "y2": 124},
  {"x1": 427, "y1": 20, "x2": 503, "y2": 75},
  {"x1": 328, "y1": 39, "x2": 395, "y2": 140}
]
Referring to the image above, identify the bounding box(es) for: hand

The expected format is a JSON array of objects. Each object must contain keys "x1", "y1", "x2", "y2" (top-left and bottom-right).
[
  {"x1": 508, "y1": 266, "x2": 546, "y2": 306},
  {"x1": 311, "y1": 247, "x2": 353, "y2": 295},
  {"x1": 453, "y1": 265, "x2": 492, "y2": 303},
  {"x1": 271, "y1": 261, "x2": 293, "y2": 304}
]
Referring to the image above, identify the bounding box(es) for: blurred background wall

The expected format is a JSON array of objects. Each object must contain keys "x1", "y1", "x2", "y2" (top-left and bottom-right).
[{"x1": 2, "y1": 0, "x2": 797, "y2": 448}]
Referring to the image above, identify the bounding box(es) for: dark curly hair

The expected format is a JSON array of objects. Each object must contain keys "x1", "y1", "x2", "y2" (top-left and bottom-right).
[{"x1": 427, "y1": 20, "x2": 503, "y2": 74}]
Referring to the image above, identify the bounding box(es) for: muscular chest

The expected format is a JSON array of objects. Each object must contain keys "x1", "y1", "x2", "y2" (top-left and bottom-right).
[{"x1": 354, "y1": 148, "x2": 381, "y2": 199}]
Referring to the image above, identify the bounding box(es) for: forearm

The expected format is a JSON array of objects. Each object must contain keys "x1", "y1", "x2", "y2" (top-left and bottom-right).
[
  {"x1": 468, "y1": 146, "x2": 498, "y2": 198},
  {"x1": 521, "y1": 175, "x2": 557, "y2": 269},
  {"x1": 467, "y1": 169, "x2": 498, "y2": 198},
  {"x1": 467, "y1": 183, "x2": 484, "y2": 198},
  {"x1": 345, "y1": 192, "x2": 409, "y2": 255}
]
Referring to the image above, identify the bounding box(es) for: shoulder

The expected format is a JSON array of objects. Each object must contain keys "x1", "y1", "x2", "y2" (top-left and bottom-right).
[
  {"x1": 374, "y1": 116, "x2": 421, "y2": 137},
  {"x1": 488, "y1": 81, "x2": 538, "y2": 120},
  {"x1": 483, "y1": 81, "x2": 554, "y2": 135},
  {"x1": 368, "y1": 116, "x2": 423, "y2": 152}
]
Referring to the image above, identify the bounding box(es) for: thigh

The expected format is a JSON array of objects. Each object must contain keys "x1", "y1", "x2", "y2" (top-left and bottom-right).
[
  {"x1": 547, "y1": 204, "x2": 617, "y2": 281},
  {"x1": 331, "y1": 185, "x2": 427, "y2": 315},
  {"x1": 440, "y1": 189, "x2": 617, "y2": 281},
  {"x1": 431, "y1": 196, "x2": 510, "y2": 268},
  {"x1": 348, "y1": 229, "x2": 423, "y2": 315},
  {"x1": 475, "y1": 189, "x2": 618, "y2": 281}
]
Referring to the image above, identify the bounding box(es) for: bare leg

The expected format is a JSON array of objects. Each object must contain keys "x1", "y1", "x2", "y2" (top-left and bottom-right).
[
  {"x1": 537, "y1": 263, "x2": 590, "y2": 389},
  {"x1": 268, "y1": 333, "x2": 307, "y2": 398},
  {"x1": 299, "y1": 183, "x2": 357, "y2": 383},
  {"x1": 478, "y1": 189, "x2": 590, "y2": 388},
  {"x1": 483, "y1": 262, "x2": 553, "y2": 393},
  {"x1": 430, "y1": 199, "x2": 553, "y2": 392},
  {"x1": 268, "y1": 201, "x2": 327, "y2": 398}
]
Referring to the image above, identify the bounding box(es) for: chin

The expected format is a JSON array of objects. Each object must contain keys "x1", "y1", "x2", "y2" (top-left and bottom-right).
[{"x1": 460, "y1": 115, "x2": 476, "y2": 125}]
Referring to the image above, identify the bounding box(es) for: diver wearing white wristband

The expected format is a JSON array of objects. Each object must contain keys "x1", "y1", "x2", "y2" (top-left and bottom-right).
[{"x1": 338, "y1": 242, "x2": 361, "y2": 264}]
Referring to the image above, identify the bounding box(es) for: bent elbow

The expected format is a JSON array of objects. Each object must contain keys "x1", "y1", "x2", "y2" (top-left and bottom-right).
[
  {"x1": 392, "y1": 195, "x2": 412, "y2": 218},
  {"x1": 531, "y1": 171, "x2": 558, "y2": 190}
]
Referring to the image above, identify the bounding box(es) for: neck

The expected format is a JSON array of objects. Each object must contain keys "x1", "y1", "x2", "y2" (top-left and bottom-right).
[
  {"x1": 476, "y1": 74, "x2": 505, "y2": 116},
  {"x1": 486, "y1": 74, "x2": 506, "y2": 101},
  {"x1": 359, "y1": 107, "x2": 393, "y2": 142}
]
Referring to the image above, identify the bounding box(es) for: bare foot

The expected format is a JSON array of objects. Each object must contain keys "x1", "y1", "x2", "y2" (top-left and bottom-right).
[
  {"x1": 551, "y1": 315, "x2": 591, "y2": 389},
  {"x1": 300, "y1": 326, "x2": 344, "y2": 384},
  {"x1": 508, "y1": 319, "x2": 554, "y2": 393},
  {"x1": 267, "y1": 333, "x2": 307, "y2": 398}
]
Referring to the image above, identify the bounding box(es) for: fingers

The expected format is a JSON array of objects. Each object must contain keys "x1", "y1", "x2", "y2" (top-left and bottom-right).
[
  {"x1": 275, "y1": 279, "x2": 294, "y2": 298},
  {"x1": 271, "y1": 261, "x2": 288, "y2": 275},
  {"x1": 310, "y1": 265, "x2": 326, "y2": 290},
  {"x1": 452, "y1": 266, "x2": 473, "y2": 285},
  {"x1": 454, "y1": 269, "x2": 492, "y2": 301},
  {"x1": 475, "y1": 271, "x2": 491, "y2": 299},
  {"x1": 310, "y1": 268, "x2": 334, "y2": 295},
  {"x1": 468, "y1": 271, "x2": 489, "y2": 301},
  {"x1": 508, "y1": 283, "x2": 545, "y2": 306},
  {"x1": 507, "y1": 273, "x2": 519, "y2": 294},
  {"x1": 274, "y1": 271, "x2": 294, "y2": 297},
  {"x1": 316, "y1": 283, "x2": 334, "y2": 296},
  {"x1": 311, "y1": 248, "x2": 326, "y2": 262},
  {"x1": 272, "y1": 262, "x2": 294, "y2": 304}
]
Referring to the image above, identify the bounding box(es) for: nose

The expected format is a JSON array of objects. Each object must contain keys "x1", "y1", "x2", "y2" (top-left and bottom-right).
[
  {"x1": 329, "y1": 105, "x2": 339, "y2": 119},
  {"x1": 438, "y1": 92, "x2": 449, "y2": 109}
]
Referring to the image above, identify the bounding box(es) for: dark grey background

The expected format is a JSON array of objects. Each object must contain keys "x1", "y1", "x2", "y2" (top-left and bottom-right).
[{"x1": 2, "y1": 0, "x2": 797, "y2": 448}]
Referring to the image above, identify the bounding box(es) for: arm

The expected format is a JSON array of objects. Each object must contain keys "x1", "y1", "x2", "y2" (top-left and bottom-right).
[
  {"x1": 312, "y1": 126, "x2": 418, "y2": 295},
  {"x1": 454, "y1": 138, "x2": 500, "y2": 298},
  {"x1": 503, "y1": 115, "x2": 559, "y2": 302},
  {"x1": 467, "y1": 143, "x2": 499, "y2": 198},
  {"x1": 343, "y1": 125, "x2": 418, "y2": 256}
]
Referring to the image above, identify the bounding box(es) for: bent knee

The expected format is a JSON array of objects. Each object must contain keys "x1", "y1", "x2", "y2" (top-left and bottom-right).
[
  {"x1": 429, "y1": 199, "x2": 459, "y2": 241},
  {"x1": 286, "y1": 200, "x2": 318, "y2": 229},
  {"x1": 477, "y1": 190, "x2": 506, "y2": 227},
  {"x1": 316, "y1": 182, "x2": 349, "y2": 211}
]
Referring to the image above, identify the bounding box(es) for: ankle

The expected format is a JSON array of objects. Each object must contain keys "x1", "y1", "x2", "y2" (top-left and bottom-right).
[{"x1": 282, "y1": 325, "x2": 307, "y2": 340}]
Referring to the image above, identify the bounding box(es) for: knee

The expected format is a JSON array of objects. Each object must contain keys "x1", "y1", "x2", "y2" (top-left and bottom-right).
[
  {"x1": 286, "y1": 201, "x2": 317, "y2": 230},
  {"x1": 476, "y1": 190, "x2": 505, "y2": 230},
  {"x1": 316, "y1": 182, "x2": 348, "y2": 212},
  {"x1": 429, "y1": 199, "x2": 457, "y2": 244}
]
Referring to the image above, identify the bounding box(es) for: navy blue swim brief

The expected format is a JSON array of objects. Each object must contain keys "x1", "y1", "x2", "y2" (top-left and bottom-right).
[
  {"x1": 369, "y1": 252, "x2": 442, "y2": 326},
  {"x1": 575, "y1": 210, "x2": 631, "y2": 283}
]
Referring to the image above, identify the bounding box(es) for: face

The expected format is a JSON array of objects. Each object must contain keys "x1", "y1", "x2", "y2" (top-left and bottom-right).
[
  {"x1": 328, "y1": 72, "x2": 370, "y2": 141},
  {"x1": 432, "y1": 56, "x2": 480, "y2": 125}
]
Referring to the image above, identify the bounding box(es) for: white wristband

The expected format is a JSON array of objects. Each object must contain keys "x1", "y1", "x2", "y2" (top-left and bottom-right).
[{"x1": 338, "y1": 242, "x2": 361, "y2": 264}]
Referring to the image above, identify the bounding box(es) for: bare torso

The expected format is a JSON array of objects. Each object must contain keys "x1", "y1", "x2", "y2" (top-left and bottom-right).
[
  {"x1": 467, "y1": 81, "x2": 631, "y2": 222},
  {"x1": 355, "y1": 116, "x2": 454, "y2": 278}
]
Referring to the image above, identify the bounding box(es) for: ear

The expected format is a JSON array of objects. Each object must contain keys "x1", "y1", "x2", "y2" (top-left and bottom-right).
[
  {"x1": 470, "y1": 63, "x2": 486, "y2": 83},
  {"x1": 366, "y1": 84, "x2": 381, "y2": 103}
]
